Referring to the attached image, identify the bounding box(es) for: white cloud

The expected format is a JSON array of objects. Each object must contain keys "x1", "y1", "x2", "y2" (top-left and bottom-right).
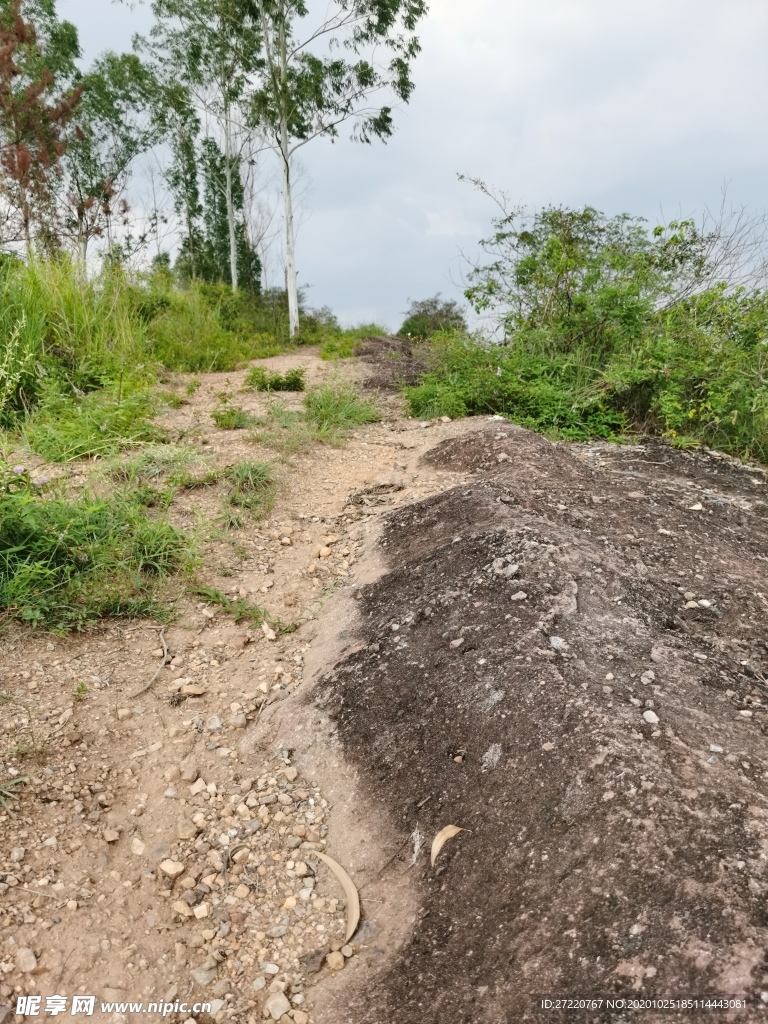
[{"x1": 56, "y1": 0, "x2": 768, "y2": 326}]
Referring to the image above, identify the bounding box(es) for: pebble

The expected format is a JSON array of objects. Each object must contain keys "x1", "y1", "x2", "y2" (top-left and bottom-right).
[
  {"x1": 159, "y1": 859, "x2": 185, "y2": 879},
  {"x1": 264, "y1": 992, "x2": 292, "y2": 1018},
  {"x1": 103, "y1": 829, "x2": 120, "y2": 843},
  {"x1": 131, "y1": 838, "x2": 146, "y2": 856},
  {"x1": 16, "y1": 948, "x2": 37, "y2": 973},
  {"x1": 642, "y1": 710, "x2": 660, "y2": 725},
  {"x1": 10, "y1": 847, "x2": 25, "y2": 863},
  {"x1": 326, "y1": 950, "x2": 345, "y2": 971}
]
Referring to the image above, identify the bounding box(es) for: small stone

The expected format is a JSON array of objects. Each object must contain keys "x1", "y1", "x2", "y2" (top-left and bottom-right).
[
  {"x1": 688, "y1": 502, "x2": 703, "y2": 511},
  {"x1": 264, "y1": 992, "x2": 291, "y2": 1019},
  {"x1": 642, "y1": 710, "x2": 660, "y2": 726},
  {"x1": 541, "y1": 742, "x2": 554, "y2": 752},
  {"x1": 173, "y1": 901, "x2": 194, "y2": 919},
  {"x1": 66, "y1": 900, "x2": 78, "y2": 911},
  {"x1": 341, "y1": 944, "x2": 354, "y2": 958},
  {"x1": 260, "y1": 962, "x2": 280, "y2": 975},
  {"x1": 510, "y1": 591, "x2": 528, "y2": 601},
  {"x1": 231, "y1": 713, "x2": 247, "y2": 729},
  {"x1": 180, "y1": 684, "x2": 207, "y2": 697},
  {"x1": 252, "y1": 976, "x2": 266, "y2": 992},
  {"x1": 180, "y1": 765, "x2": 199, "y2": 783},
  {"x1": 103, "y1": 829, "x2": 120, "y2": 843},
  {"x1": 709, "y1": 744, "x2": 723, "y2": 753},
  {"x1": 293, "y1": 1012, "x2": 309, "y2": 1024},
  {"x1": 190, "y1": 778, "x2": 207, "y2": 796},
  {"x1": 449, "y1": 637, "x2": 464, "y2": 649},
  {"x1": 117, "y1": 709, "x2": 131, "y2": 721},
  {"x1": 206, "y1": 714, "x2": 223, "y2": 732},
  {"x1": 131, "y1": 838, "x2": 146, "y2": 856},
  {"x1": 191, "y1": 966, "x2": 217, "y2": 987},
  {"x1": 326, "y1": 951, "x2": 345, "y2": 971},
  {"x1": 10, "y1": 847, "x2": 25, "y2": 863},
  {"x1": 16, "y1": 948, "x2": 37, "y2": 973},
  {"x1": 739, "y1": 709, "x2": 754, "y2": 718},
  {"x1": 697, "y1": 599, "x2": 712, "y2": 608},
  {"x1": 284, "y1": 767, "x2": 298, "y2": 782},
  {"x1": 160, "y1": 859, "x2": 185, "y2": 879},
  {"x1": 193, "y1": 903, "x2": 210, "y2": 919}
]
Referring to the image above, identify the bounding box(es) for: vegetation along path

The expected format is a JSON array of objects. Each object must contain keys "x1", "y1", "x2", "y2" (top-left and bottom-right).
[{"x1": 2, "y1": 348, "x2": 768, "y2": 1024}]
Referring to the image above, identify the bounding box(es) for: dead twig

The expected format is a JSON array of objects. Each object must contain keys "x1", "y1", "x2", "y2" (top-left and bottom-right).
[{"x1": 130, "y1": 629, "x2": 169, "y2": 698}]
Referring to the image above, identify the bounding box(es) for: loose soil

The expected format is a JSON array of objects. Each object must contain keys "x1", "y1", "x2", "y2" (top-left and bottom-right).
[{"x1": 2, "y1": 350, "x2": 768, "y2": 1024}]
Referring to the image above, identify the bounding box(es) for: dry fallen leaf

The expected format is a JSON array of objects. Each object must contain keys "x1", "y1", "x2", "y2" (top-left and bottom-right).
[
  {"x1": 316, "y1": 852, "x2": 360, "y2": 942},
  {"x1": 431, "y1": 825, "x2": 469, "y2": 866}
]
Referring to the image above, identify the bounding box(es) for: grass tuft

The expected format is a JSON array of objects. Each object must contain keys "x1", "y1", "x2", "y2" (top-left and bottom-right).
[
  {"x1": 303, "y1": 381, "x2": 380, "y2": 437},
  {"x1": 211, "y1": 404, "x2": 257, "y2": 430}
]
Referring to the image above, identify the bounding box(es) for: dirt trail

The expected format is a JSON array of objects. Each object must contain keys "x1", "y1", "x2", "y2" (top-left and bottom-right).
[
  {"x1": 0, "y1": 351, "x2": 478, "y2": 1024},
  {"x1": 3, "y1": 350, "x2": 768, "y2": 1024}
]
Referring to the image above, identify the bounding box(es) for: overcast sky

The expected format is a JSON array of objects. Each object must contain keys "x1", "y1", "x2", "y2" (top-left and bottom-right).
[{"x1": 60, "y1": 0, "x2": 768, "y2": 329}]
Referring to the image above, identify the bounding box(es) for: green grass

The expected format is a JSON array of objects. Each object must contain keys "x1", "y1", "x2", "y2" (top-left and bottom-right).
[
  {"x1": 244, "y1": 365, "x2": 306, "y2": 392},
  {"x1": 224, "y1": 460, "x2": 275, "y2": 516},
  {"x1": 0, "y1": 462, "x2": 191, "y2": 630},
  {"x1": 249, "y1": 382, "x2": 380, "y2": 452},
  {"x1": 107, "y1": 443, "x2": 204, "y2": 483},
  {"x1": 23, "y1": 386, "x2": 166, "y2": 462},
  {"x1": 211, "y1": 404, "x2": 257, "y2": 430},
  {"x1": 303, "y1": 381, "x2": 380, "y2": 436}
]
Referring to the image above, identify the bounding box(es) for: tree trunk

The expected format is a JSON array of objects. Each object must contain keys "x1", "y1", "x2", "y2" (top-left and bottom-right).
[
  {"x1": 278, "y1": 14, "x2": 299, "y2": 337},
  {"x1": 281, "y1": 144, "x2": 299, "y2": 337},
  {"x1": 223, "y1": 105, "x2": 239, "y2": 293}
]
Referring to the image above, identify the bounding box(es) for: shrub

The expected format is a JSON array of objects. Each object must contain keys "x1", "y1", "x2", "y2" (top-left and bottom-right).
[
  {"x1": 0, "y1": 462, "x2": 190, "y2": 630},
  {"x1": 398, "y1": 295, "x2": 467, "y2": 338},
  {"x1": 244, "y1": 366, "x2": 306, "y2": 392},
  {"x1": 404, "y1": 332, "x2": 624, "y2": 440}
]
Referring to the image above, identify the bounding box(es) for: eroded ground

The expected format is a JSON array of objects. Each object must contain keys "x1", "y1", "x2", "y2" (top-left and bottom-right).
[{"x1": 2, "y1": 350, "x2": 768, "y2": 1024}]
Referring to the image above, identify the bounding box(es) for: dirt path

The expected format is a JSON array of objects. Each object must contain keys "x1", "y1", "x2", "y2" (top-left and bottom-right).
[
  {"x1": 0, "y1": 352, "x2": 478, "y2": 1024},
  {"x1": 3, "y1": 349, "x2": 768, "y2": 1024}
]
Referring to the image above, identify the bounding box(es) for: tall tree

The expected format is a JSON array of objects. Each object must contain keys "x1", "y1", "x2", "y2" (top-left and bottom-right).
[
  {"x1": 0, "y1": 0, "x2": 82, "y2": 250},
  {"x1": 251, "y1": 0, "x2": 428, "y2": 336},
  {"x1": 61, "y1": 52, "x2": 159, "y2": 264},
  {"x1": 138, "y1": 0, "x2": 263, "y2": 292}
]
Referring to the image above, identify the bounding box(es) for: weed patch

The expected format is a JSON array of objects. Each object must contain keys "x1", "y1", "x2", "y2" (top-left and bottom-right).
[
  {"x1": 319, "y1": 323, "x2": 388, "y2": 361},
  {"x1": 24, "y1": 387, "x2": 164, "y2": 462},
  {"x1": 211, "y1": 404, "x2": 257, "y2": 430},
  {"x1": 0, "y1": 463, "x2": 190, "y2": 630}
]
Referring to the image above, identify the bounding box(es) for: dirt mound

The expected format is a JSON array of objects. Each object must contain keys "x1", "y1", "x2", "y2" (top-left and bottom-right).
[
  {"x1": 354, "y1": 335, "x2": 426, "y2": 390},
  {"x1": 313, "y1": 424, "x2": 768, "y2": 1023}
]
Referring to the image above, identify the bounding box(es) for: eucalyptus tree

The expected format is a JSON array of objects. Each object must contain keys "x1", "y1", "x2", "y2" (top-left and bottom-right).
[
  {"x1": 138, "y1": 0, "x2": 263, "y2": 291},
  {"x1": 251, "y1": 0, "x2": 428, "y2": 337},
  {"x1": 61, "y1": 52, "x2": 159, "y2": 263}
]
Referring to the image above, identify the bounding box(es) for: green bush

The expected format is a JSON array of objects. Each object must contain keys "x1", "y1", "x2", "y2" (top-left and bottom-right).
[
  {"x1": 405, "y1": 332, "x2": 625, "y2": 441},
  {"x1": 398, "y1": 295, "x2": 467, "y2": 338},
  {"x1": 244, "y1": 366, "x2": 306, "y2": 392},
  {"x1": 0, "y1": 463, "x2": 190, "y2": 630}
]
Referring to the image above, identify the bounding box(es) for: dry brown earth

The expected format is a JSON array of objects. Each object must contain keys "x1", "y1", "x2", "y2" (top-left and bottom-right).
[{"x1": 2, "y1": 350, "x2": 768, "y2": 1024}]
